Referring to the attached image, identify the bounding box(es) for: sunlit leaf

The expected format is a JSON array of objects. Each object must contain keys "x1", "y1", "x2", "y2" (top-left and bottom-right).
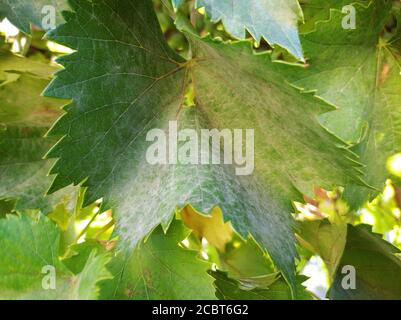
[
  {"x1": 0, "y1": 214, "x2": 111, "y2": 299},
  {"x1": 0, "y1": 52, "x2": 76, "y2": 213},
  {"x1": 195, "y1": 0, "x2": 305, "y2": 60}
]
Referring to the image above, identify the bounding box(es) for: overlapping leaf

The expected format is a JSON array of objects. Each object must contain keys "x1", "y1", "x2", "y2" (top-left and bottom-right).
[
  {"x1": 0, "y1": 52, "x2": 76, "y2": 213},
  {"x1": 180, "y1": 206, "x2": 306, "y2": 298},
  {"x1": 0, "y1": 214, "x2": 111, "y2": 299},
  {"x1": 279, "y1": 0, "x2": 401, "y2": 206},
  {"x1": 193, "y1": 0, "x2": 305, "y2": 60}
]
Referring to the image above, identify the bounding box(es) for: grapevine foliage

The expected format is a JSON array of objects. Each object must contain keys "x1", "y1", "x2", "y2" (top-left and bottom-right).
[{"x1": 0, "y1": 0, "x2": 401, "y2": 300}]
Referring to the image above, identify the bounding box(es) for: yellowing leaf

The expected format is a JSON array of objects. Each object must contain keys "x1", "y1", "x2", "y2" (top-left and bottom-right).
[{"x1": 181, "y1": 205, "x2": 233, "y2": 252}]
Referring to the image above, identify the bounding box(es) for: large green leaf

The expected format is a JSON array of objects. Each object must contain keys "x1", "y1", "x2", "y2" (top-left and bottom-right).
[
  {"x1": 195, "y1": 0, "x2": 305, "y2": 61},
  {"x1": 279, "y1": 0, "x2": 401, "y2": 206},
  {"x1": 0, "y1": 214, "x2": 111, "y2": 299},
  {"x1": 44, "y1": 0, "x2": 365, "y2": 292},
  {"x1": 0, "y1": 52, "x2": 76, "y2": 213},
  {"x1": 329, "y1": 224, "x2": 401, "y2": 300},
  {"x1": 0, "y1": 0, "x2": 68, "y2": 33},
  {"x1": 100, "y1": 219, "x2": 216, "y2": 300}
]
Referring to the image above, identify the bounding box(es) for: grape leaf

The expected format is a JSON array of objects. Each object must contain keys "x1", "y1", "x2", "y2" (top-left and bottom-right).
[
  {"x1": 100, "y1": 219, "x2": 216, "y2": 300},
  {"x1": 0, "y1": 53, "x2": 76, "y2": 213},
  {"x1": 44, "y1": 0, "x2": 365, "y2": 293},
  {"x1": 297, "y1": 220, "x2": 346, "y2": 279},
  {"x1": 211, "y1": 270, "x2": 312, "y2": 300},
  {"x1": 278, "y1": 0, "x2": 401, "y2": 207},
  {"x1": 195, "y1": 0, "x2": 305, "y2": 61},
  {"x1": 0, "y1": 214, "x2": 112, "y2": 299},
  {"x1": 329, "y1": 224, "x2": 401, "y2": 300},
  {"x1": 0, "y1": 0, "x2": 68, "y2": 33}
]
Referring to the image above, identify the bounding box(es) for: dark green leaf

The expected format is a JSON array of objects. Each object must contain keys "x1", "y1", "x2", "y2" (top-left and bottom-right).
[{"x1": 329, "y1": 224, "x2": 401, "y2": 300}]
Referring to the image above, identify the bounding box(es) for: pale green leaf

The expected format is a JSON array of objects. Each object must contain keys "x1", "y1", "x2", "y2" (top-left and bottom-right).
[
  {"x1": 0, "y1": 214, "x2": 112, "y2": 299},
  {"x1": 278, "y1": 0, "x2": 401, "y2": 206},
  {"x1": 196, "y1": 0, "x2": 305, "y2": 60},
  {"x1": 0, "y1": 52, "x2": 76, "y2": 213}
]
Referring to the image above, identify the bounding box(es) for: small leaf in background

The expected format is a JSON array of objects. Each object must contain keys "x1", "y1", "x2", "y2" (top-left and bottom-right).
[
  {"x1": 181, "y1": 205, "x2": 233, "y2": 252},
  {"x1": 218, "y1": 235, "x2": 275, "y2": 279},
  {"x1": 210, "y1": 270, "x2": 312, "y2": 300}
]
